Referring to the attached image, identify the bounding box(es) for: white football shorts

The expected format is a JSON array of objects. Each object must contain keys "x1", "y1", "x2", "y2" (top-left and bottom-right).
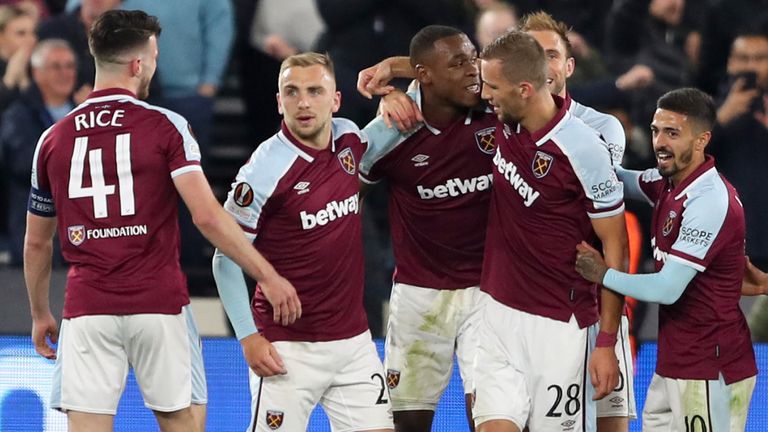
[
  {"x1": 384, "y1": 283, "x2": 485, "y2": 411},
  {"x1": 246, "y1": 330, "x2": 394, "y2": 432},
  {"x1": 50, "y1": 304, "x2": 205, "y2": 414}
]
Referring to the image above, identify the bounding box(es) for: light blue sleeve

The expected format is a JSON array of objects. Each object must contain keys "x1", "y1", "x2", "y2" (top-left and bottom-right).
[
  {"x1": 200, "y1": 0, "x2": 235, "y2": 86},
  {"x1": 65, "y1": 0, "x2": 80, "y2": 12},
  {"x1": 602, "y1": 259, "x2": 698, "y2": 305},
  {"x1": 616, "y1": 165, "x2": 656, "y2": 205},
  {"x1": 212, "y1": 249, "x2": 257, "y2": 340}
]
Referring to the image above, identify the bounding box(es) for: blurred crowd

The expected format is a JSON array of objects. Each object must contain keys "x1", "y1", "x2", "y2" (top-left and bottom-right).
[{"x1": 0, "y1": 0, "x2": 767, "y2": 340}]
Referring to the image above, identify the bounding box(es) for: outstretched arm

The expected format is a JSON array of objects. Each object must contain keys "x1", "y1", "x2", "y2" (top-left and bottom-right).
[
  {"x1": 174, "y1": 170, "x2": 301, "y2": 324},
  {"x1": 576, "y1": 241, "x2": 698, "y2": 304}
]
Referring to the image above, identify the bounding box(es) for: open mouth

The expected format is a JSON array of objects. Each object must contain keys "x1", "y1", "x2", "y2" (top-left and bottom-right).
[
  {"x1": 296, "y1": 115, "x2": 314, "y2": 125},
  {"x1": 656, "y1": 150, "x2": 673, "y2": 162},
  {"x1": 465, "y1": 83, "x2": 480, "y2": 93}
]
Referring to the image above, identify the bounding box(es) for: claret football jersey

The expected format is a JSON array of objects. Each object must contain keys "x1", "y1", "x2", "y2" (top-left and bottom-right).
[
  {"x1": 481, "y1": 95, "x2": 625, "y2": 328},
  {"x1": 635, "y1": 156, "x2": 757, "y2": 383},
  {"x1": 29, "y1": 88, "x2": 201, "y2": 318},
  {"x1": 360, "y1": 87, "x2": 497, "y2": 289},
  {"x1": 224, "y1": 118, "x2": 369, "y2": 342}
]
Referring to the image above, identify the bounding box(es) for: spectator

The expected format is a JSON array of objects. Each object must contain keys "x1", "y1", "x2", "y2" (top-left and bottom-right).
[
  {"x1": 0, "y1": 3, "x2": 36, "y2": 114},
  {"x1": 0, "y1": 39, "x2": 75, "y2": 266},
  {"x1": 605, "y1": 0, "x2": 698, "y2": 126},
  {"x1": 66, "y1": 0, "x2": 234, "y2": 155},
  {"x1": 37, "y1": 0, "x2": 121, "y2": 104},
  {"x1": 475, "y1": 2, "x2": 518, "y2": 50},
  {"x1": 708, "y1": 30, "x2": 768, "y2": 341}
]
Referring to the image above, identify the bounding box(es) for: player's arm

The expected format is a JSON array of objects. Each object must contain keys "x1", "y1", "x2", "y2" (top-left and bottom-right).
[
  {"x1": 589, "y1": 213, "x2": 628, "y2": 400},
  {"x1": 357, "y1": 56, "x2": 415, "y2": 99},
  {"x1": 742, "y1": 257, "x2": 768, "y2": 296},
  {"x1": 576, "y1": 241, "x2": 697, "y2": 304},
  {"x1": 212, "y1": 250, "x2": 287, "y2": 376},
  {"x1": 615, "y1": 165, "x2": 656, "y2": 204},
  {"x1": 24, "y1": 213, "x2": 58, "y2": 360},
  {"x1": 173, "y1": 170, "x2": 301, "y2": 325}
]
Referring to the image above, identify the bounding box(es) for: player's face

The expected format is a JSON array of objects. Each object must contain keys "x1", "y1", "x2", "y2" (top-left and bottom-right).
[
  {"x1": 277, "y1": 64, "x2": 341, "y2": 143},
  {"x1": 650, "y1": 108, "x2": 706, "y2": 182},
  {"x1": 481, "y1": 58, "x2": 524, "y2": 124},
  {"x1": 137, "y1": 36, "x2": 158, "y2": 100},
  {"x1": 0, "y1": 15, "x2": 36, "y2": 57},
  {"x1": 421, "y1": 34, "x2": 481, "y2": 108},
  {"x1": 34, "y1": 47, "x2": 76, "y2": 99},
  {"x1": 528, "y1": 30, "x2": 573, "y2": 97}
]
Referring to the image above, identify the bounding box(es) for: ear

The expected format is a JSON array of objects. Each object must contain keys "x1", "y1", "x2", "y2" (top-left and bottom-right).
[
  {"x1": 565, "y1": 57, "x2": 575, "y2": 79},
  {"x1": 276, "y1": 92, "x2": 283, "y2": 115},
  {"x1": 415, "y1": 64, "x2": 432, "y2": 85},
  {"x1": 332, "y1": 90, "x2": 341, "y2": 113},
  {"x1": 519, "y1": 81, "x2": 534, "y2": 99},
  {"x1": 130, "y1": 57, "x2": 142, "y2": 78},
  {"x1": 697, "y1": 130, "x2": 712, "y2": 151}
]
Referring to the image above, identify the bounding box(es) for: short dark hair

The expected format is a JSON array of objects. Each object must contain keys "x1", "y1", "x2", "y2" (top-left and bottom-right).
[
  {"x1": 89, "y1": 10, "x2": 161, "y2": 65},
  {"x1": 409, "y1": 25, "x2": 465, "y2": 67},
  {"x1": 657, "y1": 88, "x2": 716, "y2": 132},
  {"x1": 481, "y1": 30, "x2": 546, "y2": 88}
]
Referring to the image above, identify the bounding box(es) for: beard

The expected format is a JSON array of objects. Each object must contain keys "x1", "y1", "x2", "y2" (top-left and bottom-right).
[
  {"x1": 137, "y1": 75, "x2": 151, "y2": 100},
  {"x1": 658, "y1": 146, "x2": 693, "y2": 177}
]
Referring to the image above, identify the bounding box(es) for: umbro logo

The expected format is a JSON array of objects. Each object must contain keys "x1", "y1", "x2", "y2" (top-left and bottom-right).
[
  {"x1": 561, "y1": 419, "x2": 576, "y2": 431},
  {"x1": 411, "y1": 154, "x2": 429, "y2": 167},
  {"x1": 609, "y1": 396, "x2": 624, "y2": 405},
  {"x1": 294, "y1": 181, "x2": 310, "y2": 195}
]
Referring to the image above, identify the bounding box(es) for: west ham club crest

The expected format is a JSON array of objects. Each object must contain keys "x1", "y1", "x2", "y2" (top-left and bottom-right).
[
  {"x1": 266, "y1": 410, "x2": 284, "y2": 430},
  {"x1": 532, "y1": 151, "x2": 554, "y2": 178},
  {"x1": 337, "y1": 147, "x2": 356, "y2": 175},
  {"x1": 474, "y1": 127, "x2": 496, "y2": 154},
  {"x1": 662, "y1": 210, "x2": 677, "y2": 237},
  {"x1": 68, "y1": 225, "x2": 85, "y2": 246},
  {"x1": 386, "y1": 369, "x2": 401, "y2": 389}
]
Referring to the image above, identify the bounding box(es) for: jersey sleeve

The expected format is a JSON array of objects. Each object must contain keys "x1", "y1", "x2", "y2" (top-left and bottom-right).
[
  {"x1": 28, "y1": 126, "x2": 56, "y2": 217},
  {"x1": 558, "y1": 127, "x2": 624, "y2": 218},
  {"x1": 359, "y1": 114, "x2": 414, "y2": 184},
  {"x1": 223, "y1": 141, "x2": 297, "y2": 238},
  {"x1": 600, "y1": 114, "x2": 626, "y2": 166},
  {"x1": 158, "y1": 111, "x2": 203, "y2": 178},
  {"x1": 668, "y1": 186, "x2": 729, "y2": 272}
]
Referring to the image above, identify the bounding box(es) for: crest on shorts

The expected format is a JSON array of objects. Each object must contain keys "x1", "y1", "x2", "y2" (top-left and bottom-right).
[
  {"x1": 337, "y1": 147, "x2": 356, "y2": 175},
  {"x1": 68, "y1": 225, "x2": 85, "y2": 246},
  {"x1": 475, "y1": 127, "x2": 497, "y2": 154},
  {"x1": 233, "y1": 182, "x2": 254, "y2": 207},
  {"x1": 266, "y1": 410, "x2": 284, "y2": 430},
  {"x1": 532, "y1": 151, "x2": 554, "y2": 178},
  {"x1": 386, "y1": 369, "x2": 401, "y2": 389},
  {"x1": 662, "y1": 210, "x2": 677, "y2": 237}
]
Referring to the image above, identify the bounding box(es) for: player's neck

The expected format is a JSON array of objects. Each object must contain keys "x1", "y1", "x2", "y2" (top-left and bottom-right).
[
  {"x1": 422, "y1": 92, "x2": 464, "y2": 126},
  {"x1": 93, "y1": 72, "x2": 139, "y2": 97},
  {"x1": 520, "y1": 91, "x2": 558, "y2": 133},
  {"x1": 293, "y1": 124, "x2": 332, "y2": 151},
  {"x1": 671, "y1": 155, "x2": 705, "y2": 187}
]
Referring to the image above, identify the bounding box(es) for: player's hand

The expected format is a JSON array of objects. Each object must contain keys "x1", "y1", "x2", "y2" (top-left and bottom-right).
[
  {"x1": 575, "y1": 241, "x2": 609, "y2": 284},
  {"x1": 260, "y1": 272, "x2": 302, "y2": 326},
  {"x1": 357, "y1": 61, "x2": 396, "y2": 99},
  {"x1": 31, "y1": 311, "x2": 58, "y2": 360},
  {"x1": 742, "y1": 256, "x2": 768, "y2": 296},
  {"x1": 380, "y1": 90, "x2": 423, "y2": 132},
  {"x1": 240, "y1": 333, "x2": 287, "y2": 377},
  {"x1": 589, "y1": 346, "x2": 619, "y2": 400}
]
